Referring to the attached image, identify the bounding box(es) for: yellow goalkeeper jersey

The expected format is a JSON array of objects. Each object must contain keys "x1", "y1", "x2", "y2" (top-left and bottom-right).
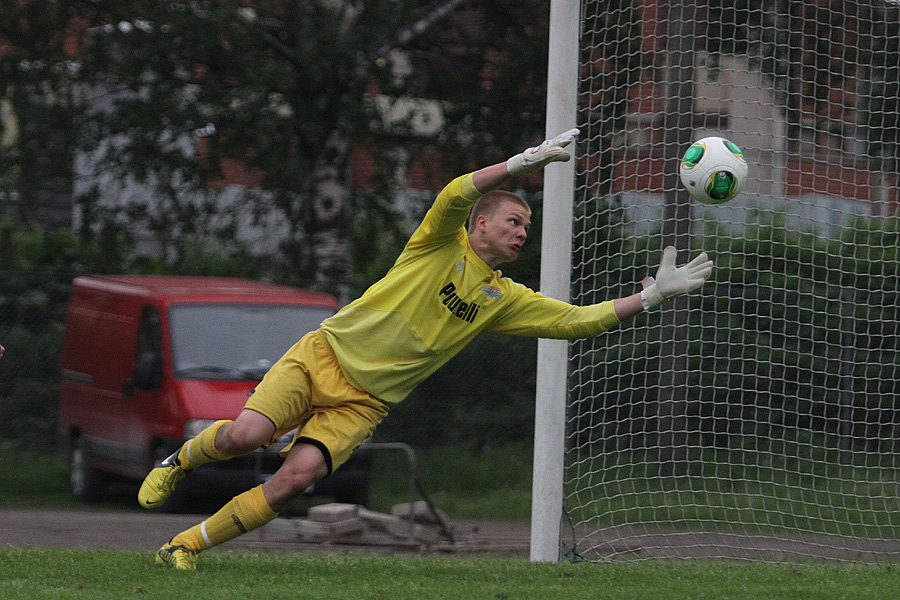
[{"x1": 320, "y1": 172, "x2": 622, "y2": 403}]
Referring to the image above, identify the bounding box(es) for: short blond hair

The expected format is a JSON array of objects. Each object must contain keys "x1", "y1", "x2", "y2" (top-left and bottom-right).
[{"x1": 467, "y1": 191, "x2": 531, "y2": 231}]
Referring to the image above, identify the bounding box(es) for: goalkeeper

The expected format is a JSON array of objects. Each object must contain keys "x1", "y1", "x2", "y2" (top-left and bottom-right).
[{"x1": 140, "y1": 129, "x2": 714, "y2": 569}]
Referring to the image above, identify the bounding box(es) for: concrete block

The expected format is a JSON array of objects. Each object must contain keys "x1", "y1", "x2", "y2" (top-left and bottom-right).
[
  {"x1": 307, "y1": 502, "x2": 360, "y2": 523},
  {"x1": 391, "y1": 501, "x2": 451, "y2": 528},
  {"x1": 385, "y1": 520, "x2": 443, "y2": 545},
  {"x1": 295, "y1": 517, "x2": 365, "y2": 541}
]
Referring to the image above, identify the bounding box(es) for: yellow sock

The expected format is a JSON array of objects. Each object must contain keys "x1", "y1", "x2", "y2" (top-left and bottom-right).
[
  {"x1": 178, "y1": 420, "x2": 232, "y2": 470},
  {"x1": 173, "y1": 486, "x2": 278, "y2": 551}
]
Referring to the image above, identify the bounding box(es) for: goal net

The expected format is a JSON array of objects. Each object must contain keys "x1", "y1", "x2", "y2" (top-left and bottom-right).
[{"x1": 562, "y1": 0, "x2": 900, "y2": 563}]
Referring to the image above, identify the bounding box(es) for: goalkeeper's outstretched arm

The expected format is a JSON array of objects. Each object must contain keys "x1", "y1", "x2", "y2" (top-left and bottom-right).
[
  {"x1": 465, "y1": 130, "x2": 713, "y2": 320},
  {"x1": 472, "y1": 128, "x2": 580, "y2": 193}
]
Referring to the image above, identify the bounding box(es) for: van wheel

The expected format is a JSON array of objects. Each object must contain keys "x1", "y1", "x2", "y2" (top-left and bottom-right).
[{"x1": 70, "y1": 437, "x2": 105, "y2": 502}]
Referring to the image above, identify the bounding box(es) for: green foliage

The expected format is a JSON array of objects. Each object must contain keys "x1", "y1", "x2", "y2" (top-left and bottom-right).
[
  {"x1": 568, "y1": 210, "x2": 900, "y2": 459},
  {"x1": 0, "y1": 0, "x2": 80, "y2": 228},
  {"x1": 3, "y1": 0, "x2": 568, "y2": 297},
  {"x1": 59, "y1": 0, "x2": 564, "y2": 295},
  {"x1": 693, "y1": 214, "x2": 900, "y2": 452},
  {"x1": 0, "y1": 221, "x2": 97, "y2": 448}
]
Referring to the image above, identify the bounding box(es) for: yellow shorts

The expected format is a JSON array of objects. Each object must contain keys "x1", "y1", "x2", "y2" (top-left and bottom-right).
[{"x1": 245, "y1": 329, "x2": 389, "y2": 474}]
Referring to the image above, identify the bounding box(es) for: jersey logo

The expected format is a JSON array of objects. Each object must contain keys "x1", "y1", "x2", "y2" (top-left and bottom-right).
[
  {"x1": 480, "y1": 285, "x2": 502, "y2": 300},
  {"x1": 439, "y1": 282, "x2": 480, "y2": 323}
]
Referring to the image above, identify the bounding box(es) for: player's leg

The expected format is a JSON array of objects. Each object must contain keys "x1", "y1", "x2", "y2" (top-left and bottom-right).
[
  {"x1": 157, "y1": 402, "x2": 387, "y2": 569},
  {"x1": 139, "y1": 333, "x2": 319, "y2": 511},
  {"x1": 154, "y1": 330, "x2": 389, "y2": 569},
  {"x1": 138, "y1": 410, "x2": 277, "y2": 509},
  {"x1": 156, "y1": 441, "x2": 329, "y2": 569}
]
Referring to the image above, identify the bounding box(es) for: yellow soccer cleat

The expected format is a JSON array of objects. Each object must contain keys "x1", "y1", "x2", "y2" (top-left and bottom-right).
[
  {"x1": 138, "y1": 450, "x2": 190, "y2": 509},
  {"x1": 155, "y1": 540, "x2": 197, "y2": 570}
]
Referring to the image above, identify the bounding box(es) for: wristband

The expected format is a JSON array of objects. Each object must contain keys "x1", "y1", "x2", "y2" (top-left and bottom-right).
[{"x1": 641, "y1": 277, "x2": 664, "y2": 309}]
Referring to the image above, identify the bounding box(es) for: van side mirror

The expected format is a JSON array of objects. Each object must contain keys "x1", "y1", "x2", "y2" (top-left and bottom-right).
[{"x1": 133, "y1": 351, "x2": 163, "y2": 390}]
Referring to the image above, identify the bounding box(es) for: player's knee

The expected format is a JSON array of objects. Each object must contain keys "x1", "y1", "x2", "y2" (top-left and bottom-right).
[
  {"x1": 216, "y1": 422, "x2": 268, "y2": 455},
  {"x1": 263, "y1": 461, "x2": 326, "y2": 511},
  {"x1": 281, "y1": 462, "x2": 323, "y2": 495},
  {"x1": 278, "y1": 445, "x2": 330, "y2": 495}
]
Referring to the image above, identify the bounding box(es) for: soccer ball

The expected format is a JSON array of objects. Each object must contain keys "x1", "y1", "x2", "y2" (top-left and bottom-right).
[{"x1": 679, "y1": 136, "x2": 748, "y2": 204}]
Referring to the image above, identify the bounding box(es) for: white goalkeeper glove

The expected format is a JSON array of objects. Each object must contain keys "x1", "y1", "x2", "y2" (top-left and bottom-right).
[
  {"x1": 506, "y1": 128, "x2": 579, "y2": 177},
  {"x1": 641, "y1": 246, "x2": 714, "y2": 309}
]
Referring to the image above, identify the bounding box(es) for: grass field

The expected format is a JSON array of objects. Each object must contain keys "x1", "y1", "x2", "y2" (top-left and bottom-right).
[
  {"x1": 3, "y1": 448, "x2": 900, "y2": 598},
  {"x1": 2, "y1": 548, "x2": 899, "y2": 600}
]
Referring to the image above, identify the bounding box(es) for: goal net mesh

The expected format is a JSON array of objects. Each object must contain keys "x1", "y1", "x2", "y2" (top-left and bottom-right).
[{"x1": 565, "y1": 0, "x2": 900, "y2": 563}]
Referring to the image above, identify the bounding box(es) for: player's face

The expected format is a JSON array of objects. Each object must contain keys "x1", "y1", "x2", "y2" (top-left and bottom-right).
[{"x1": 481, "y1": 201, "x2": 531, "y2": 265}]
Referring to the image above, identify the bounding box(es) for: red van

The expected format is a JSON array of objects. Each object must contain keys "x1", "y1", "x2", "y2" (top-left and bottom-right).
[{"x1": 58, "y1": 275, "x2": 371, "y2": 509}]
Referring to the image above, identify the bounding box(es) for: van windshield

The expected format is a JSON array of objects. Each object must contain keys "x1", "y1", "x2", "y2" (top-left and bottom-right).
[{"x1": 169, "y1": 304, "x2": 334, "y2": 381}]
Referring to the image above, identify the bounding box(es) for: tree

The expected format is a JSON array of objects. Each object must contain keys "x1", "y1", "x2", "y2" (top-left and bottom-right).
[
  {"x1": 67, "y1": 0, "x2": 551, "y2": 300},
  {"x1": 0, "y1": 0, "x2": 560, "y2": 450},
  {"x1": 0, "y1": 0, "x2": 88, "y2": 229}
]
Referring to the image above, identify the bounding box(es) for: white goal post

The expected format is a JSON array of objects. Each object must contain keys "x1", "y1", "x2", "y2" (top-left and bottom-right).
[
  {"x1": 534, "y1": 0, "x2": 900, "y2": 564},
  {"x1": 530, "y1": 0, "x2": 581, "y2": 563}
]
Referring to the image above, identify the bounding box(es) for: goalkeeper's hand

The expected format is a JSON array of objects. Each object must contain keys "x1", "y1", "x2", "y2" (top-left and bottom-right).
[
  {"x1": 506, "y1": 128, "x2": 579, "y2": 177},
  {"x1": 641, "y1": 246, "x2": 713, "y2": 309}
]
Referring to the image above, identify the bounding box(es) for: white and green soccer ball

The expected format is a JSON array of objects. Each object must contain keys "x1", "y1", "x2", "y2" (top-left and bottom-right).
[{"x1": 679, "y1": 136, "x2": 748, "y2": 204}]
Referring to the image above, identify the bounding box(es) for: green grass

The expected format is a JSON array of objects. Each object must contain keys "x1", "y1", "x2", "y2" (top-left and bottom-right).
[
  {"x1": 370, "y1": 444, "x2": 533, "y2": 519},
  {"x1": 3, "y1": 447, "x2": 900, "y2": 598},
  {"x1": 0, "y1": 445, "x2": 536, "y2": 518},
  {"x1": 1, "y1": 548, "x2": 899, "y2": 600},
  {"x1": 565, "y1": 444, "x2": 900, "y2": 539},
  {"x1": 0, "y1": 450, "x2": 82, "y2": 509}
]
